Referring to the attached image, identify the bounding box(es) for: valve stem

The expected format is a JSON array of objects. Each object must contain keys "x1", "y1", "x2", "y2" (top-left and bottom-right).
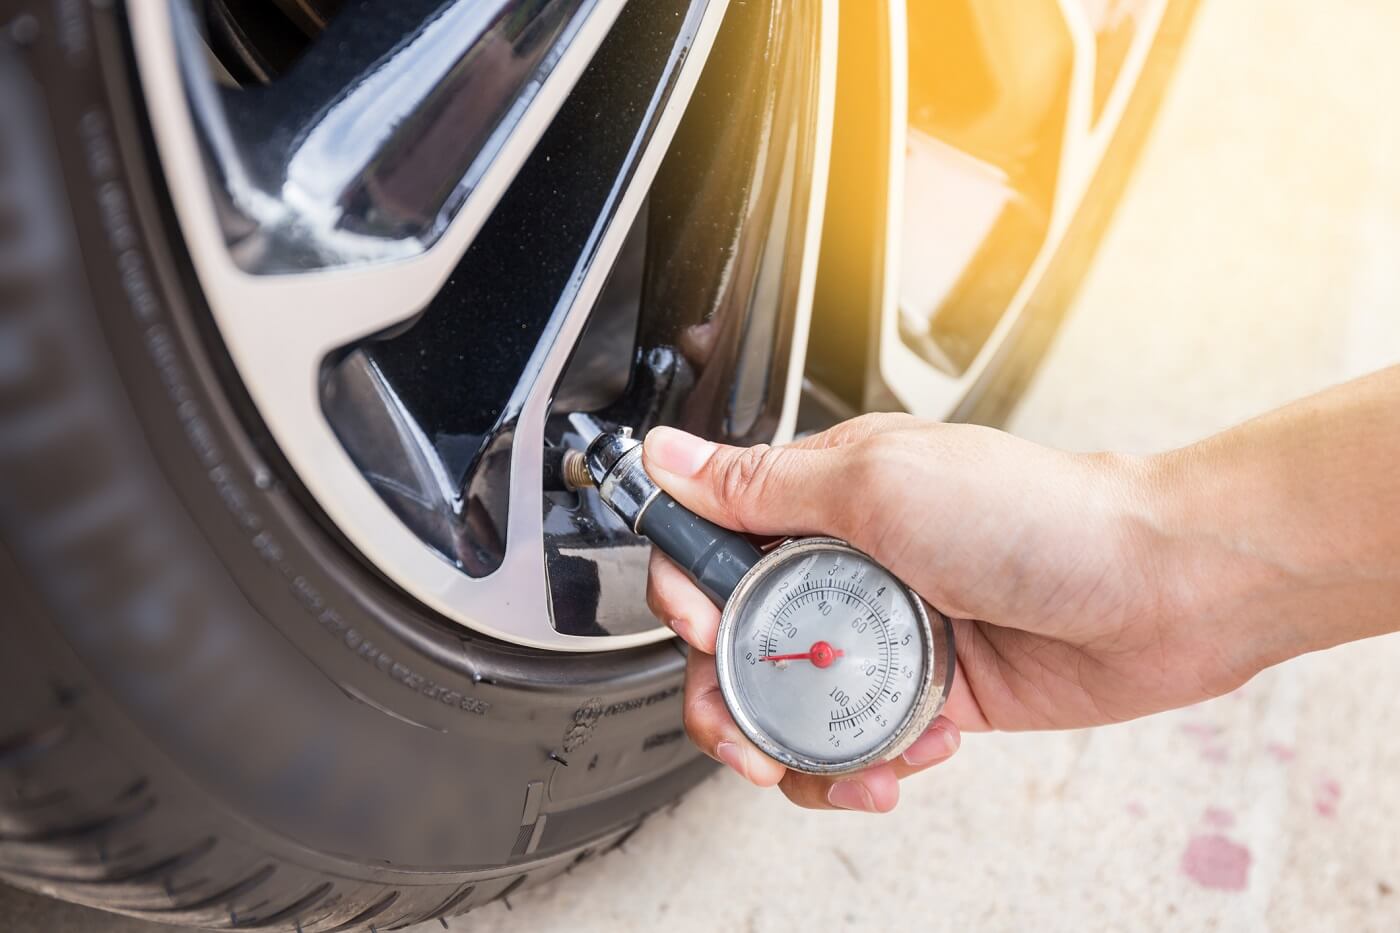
[{"x1": 561, "y1": 449, "x2": 594, "y2": 490}]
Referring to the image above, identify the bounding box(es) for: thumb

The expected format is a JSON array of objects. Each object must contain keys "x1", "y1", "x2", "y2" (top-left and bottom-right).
[{"x1": 641, "y1": 427, "x2": 858, "y2": 537}]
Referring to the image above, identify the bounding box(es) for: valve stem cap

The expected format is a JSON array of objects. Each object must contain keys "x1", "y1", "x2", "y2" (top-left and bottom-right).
[{"x1": 561, "y1": 449, "x2": 595, "y2": 490}]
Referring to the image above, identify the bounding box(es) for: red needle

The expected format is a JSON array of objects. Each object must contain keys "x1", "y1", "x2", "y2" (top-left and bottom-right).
[{"x1": 760, "y1": 640, "x2": 844, "y2": 669}]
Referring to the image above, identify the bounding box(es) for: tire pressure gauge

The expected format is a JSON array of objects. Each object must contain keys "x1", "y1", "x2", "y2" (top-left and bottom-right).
[{"x1": 568, "y1": 430, "x2": 955, "y2": 775}]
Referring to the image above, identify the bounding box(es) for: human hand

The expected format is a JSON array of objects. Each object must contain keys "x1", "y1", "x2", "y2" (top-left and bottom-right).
[{"x1": 643, "y1": 414, "x2": 1260, "y2": 812}]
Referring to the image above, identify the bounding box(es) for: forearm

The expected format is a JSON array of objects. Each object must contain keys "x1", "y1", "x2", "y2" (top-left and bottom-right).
[{"x1": 1140, "y1": 366, "x2": 1400, "y2": 682}]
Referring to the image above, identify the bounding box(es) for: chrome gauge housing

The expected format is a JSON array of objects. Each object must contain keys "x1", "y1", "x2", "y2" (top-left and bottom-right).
[{"x1": 715, "y1": 538, "x2": 955, "y2": 775}]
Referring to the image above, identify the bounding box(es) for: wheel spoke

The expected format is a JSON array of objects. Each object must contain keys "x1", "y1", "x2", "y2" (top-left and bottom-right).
[
  {"x1": 174, "y1": 0, "x2": 626, "y2": 275},
  {"x1": 810, "y1": 0, "x2": 1170, "y2": 421},
  {"x1": 535, "y1": 0, "x2": 838, "y2": 635},
  {"x1": 131, "y1": 0, "x2": 630, "y2": 356},
  {"x1": 1085, "y1": 0, "x2": 1172, "y2": 150},
  {"x1": 885, "y1": 0, "x2": 1084, "y2": 415}
]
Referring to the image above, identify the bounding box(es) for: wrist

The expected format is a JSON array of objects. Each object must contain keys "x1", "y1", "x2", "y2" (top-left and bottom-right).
[{"x1": 1129, "y1": 444, "x2": 1323, "y2": 687}]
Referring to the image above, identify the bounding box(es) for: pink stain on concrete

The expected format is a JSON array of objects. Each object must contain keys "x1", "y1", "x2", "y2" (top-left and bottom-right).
[
  {"x1": 1181, "y1": 834, "x2": 1252, "y2": 891},
  {"x1": 1315, "y1": 777, "x2": 1341, "y2": 818},
  {"x1": 1126, "y1": 801, "x2": 1147, "y2": 819},
  {"x1": 1201, "y1": 745, "x2": 1229, "y2": 764},
  {"x1": 1179, "y1": 723, "x2": 1229, "y2": 763},
  {"x1": 1203, "y1": 807, "x2": 1235, "y2": 829},
  {"x1": 1180, "y1": 723, "x2": 1224, "y2": 739},
  {"x1": 1265, "y1": 742, "x2": 1296, "y2": 763}
]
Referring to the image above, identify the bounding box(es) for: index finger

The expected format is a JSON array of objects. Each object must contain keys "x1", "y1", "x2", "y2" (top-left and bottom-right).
[
  {"x1": 684, "y1": 643, "x2": 786, "y2": 787},
  {"x1": 646, "y1": 547, "x2": 721, "y2": 653}
]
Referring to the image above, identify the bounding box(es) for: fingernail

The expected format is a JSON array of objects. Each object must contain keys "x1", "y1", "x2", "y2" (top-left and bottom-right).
[
  {"x1": 902, "y1": 720, "x2": 961, "y2": 767},
  {"x1": 645, "y1": 427, "x2": 715, "y2": 478},
  {"x1": 828, "y1": 780, "x2": 877, "y2": 812},
  {"x1": 716, "y1": 741, "x2": 749, "y2": 780}
]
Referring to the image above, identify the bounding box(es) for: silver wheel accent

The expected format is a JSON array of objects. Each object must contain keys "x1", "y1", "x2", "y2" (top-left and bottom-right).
[
  {"x1": 809, "y1": 0, "x2": 1173, "y2": 422},
  {"x1": 884, "y1": 0, "x2": 1171, "y2": 419},
  {"x1": 130, "y1": 1, "x2": 838, "y2": 650},
  {"x1": 773, "y1": 2, "x2": 840, "y2": 443}
]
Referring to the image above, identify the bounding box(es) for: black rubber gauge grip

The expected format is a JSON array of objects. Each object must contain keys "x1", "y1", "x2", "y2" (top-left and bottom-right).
[{"x1": 637, "y1": 493, "x2": 762, "y2": 607}]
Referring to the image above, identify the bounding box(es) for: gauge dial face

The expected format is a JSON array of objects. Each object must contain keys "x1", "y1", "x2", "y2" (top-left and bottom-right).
[{"x1": 717, "y1": 540, "x2": 937, "y2": 772}]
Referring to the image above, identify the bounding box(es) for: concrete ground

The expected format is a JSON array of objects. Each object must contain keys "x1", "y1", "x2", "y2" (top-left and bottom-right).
[{"x1": 6, "y1": 0, "x2": 1400, "y2": 929}]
